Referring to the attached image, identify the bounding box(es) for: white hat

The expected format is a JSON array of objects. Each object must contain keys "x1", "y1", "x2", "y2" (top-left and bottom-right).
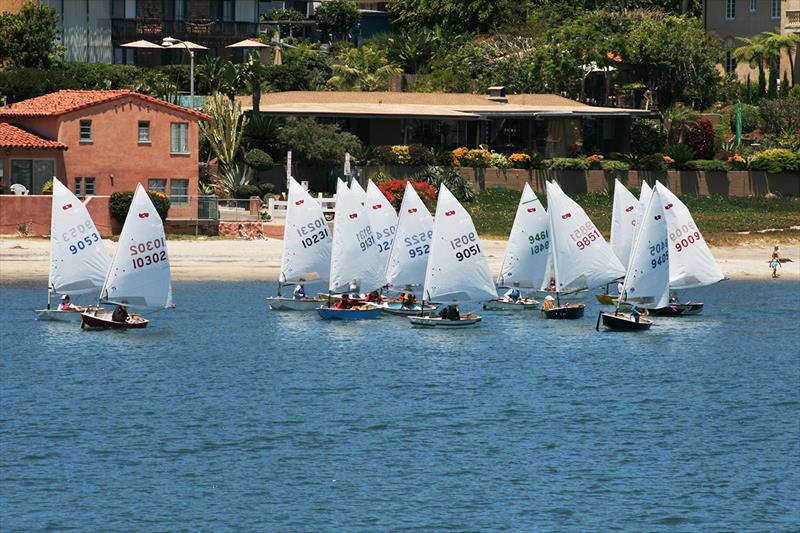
[
  {"x1": 545, "y1": 295, "x2": 554, "y2": 301},
  {"x1": 61, "y1": 294, "x2": 69, "y2": 300}
]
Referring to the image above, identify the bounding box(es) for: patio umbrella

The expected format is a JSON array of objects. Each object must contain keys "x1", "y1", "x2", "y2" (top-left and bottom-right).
[
  {"x1": 175, "y1": 40, "x2": 208, "y2": 51},
  {"x1": 225, "y1": 38, "x2": 270, "y2": 49},
  {"x1": 121, "y1": 40, "x2": 163, "y2": 49}
]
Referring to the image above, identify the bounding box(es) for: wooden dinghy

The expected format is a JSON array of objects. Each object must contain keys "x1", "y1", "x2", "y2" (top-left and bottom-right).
[
  {"x1": 482, "y1": 298, "x2": 540, "y2": 311},
  {"x1": 81, "y1": 311, "x2": 149, "y2": 329},
  {"x1": 409, "y1": 314, "x2": 482, "y2": 328},
  {"x1": 267, "y1": 297, "x2": 324, "y2": 311},
  {"x1": 599, "y1": 311, "x2": 653, "y2": 331},
  {"x1": 647, "y1": 302, "x2": 704, "y2": 316},
  {"x1": 35, "y1": 307, "x2": 102, "y2": 322},
  {"x1": 541, "y1": 303, "x2": 585, "y2": 319}
]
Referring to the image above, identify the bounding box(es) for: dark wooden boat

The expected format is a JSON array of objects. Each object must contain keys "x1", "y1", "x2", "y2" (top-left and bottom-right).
[
  {"x1": 647, "y1": 302, "x2": 704, "y2": 316},
  {"x1": 600, "y1": 311, "x2": 653, "y2": 331},
  {"x1": 541, "y1": 304, "x2": 585, "y2": 319},
  {"x1": 80, "y1": 311, "x2": 149, "y2": 329}
]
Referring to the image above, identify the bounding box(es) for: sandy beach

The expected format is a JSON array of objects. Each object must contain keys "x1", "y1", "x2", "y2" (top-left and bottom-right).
[{"x1": 1, "y1": 237, "x2": 798, "y2": 283}]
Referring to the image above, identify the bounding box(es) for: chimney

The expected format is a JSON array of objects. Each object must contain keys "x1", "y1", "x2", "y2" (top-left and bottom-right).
[{"x1": 487, "y1": 86, "x2": 507, "y2": 102}]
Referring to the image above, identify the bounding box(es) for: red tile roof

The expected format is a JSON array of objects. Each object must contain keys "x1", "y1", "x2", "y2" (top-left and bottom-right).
[
  {"x1": 0, "y1": 122, "x2": 67, "y2": 150},
  {"x1": 0, "y1": 90, "x2": 211, "y2": 120}
]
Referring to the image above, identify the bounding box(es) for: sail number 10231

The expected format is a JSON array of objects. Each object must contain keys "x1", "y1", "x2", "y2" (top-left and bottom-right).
[
  {"x1": 450, "y1": 231, "x2": 481, "y2": 261},
  {"x1": 130, "y1": 237, "x2": 167, "y2": 269}
]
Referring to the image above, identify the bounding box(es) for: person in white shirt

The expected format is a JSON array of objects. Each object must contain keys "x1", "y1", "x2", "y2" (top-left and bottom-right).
[
  {"x1": 293, "y1": 284, "x2": 306, "y2": 299},
  {"x1": 57, "y1": 294, "x2": 78, "y2": 311},
  {"x1": 503, "y1": 283, "x2": 522, "y2": 302}
]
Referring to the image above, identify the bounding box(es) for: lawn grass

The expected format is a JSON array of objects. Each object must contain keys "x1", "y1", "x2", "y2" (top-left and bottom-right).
[{"x1": 467, "y1": 188, "x2": 800, "y2": 240}]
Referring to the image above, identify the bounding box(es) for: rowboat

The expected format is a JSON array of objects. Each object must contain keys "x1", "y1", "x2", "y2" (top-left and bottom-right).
[
  {"x1": 483, "y1": 298, "x2": 539, "y2": 311},
  {"x1": 317, "y1": 307, "x2": 382, "y2": 320},
  {"x1": 80, "y1": 311, "x2": 149, "y2": 329}
]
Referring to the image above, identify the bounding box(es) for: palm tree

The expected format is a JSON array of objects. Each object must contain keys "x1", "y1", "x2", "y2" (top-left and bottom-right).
[
  {"x1": 764, "y1": 31, "x2": 800, "y2": 86},
  {"x1": 237, "y1": 51, "x2": 268, "y2": 114},
  {"x1": 327, "y1": 46, "x2": 402, "y2": 91},
  {"x1": 733, "y1": 34, "x2": 774, "y2": 97},
  {"x1": 661, "y1": 103, "x2": 699, "y2": 145}
]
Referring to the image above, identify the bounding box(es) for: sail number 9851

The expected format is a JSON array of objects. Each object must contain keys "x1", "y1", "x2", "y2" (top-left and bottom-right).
[
  {"x1": 451, "y1": 232, "x2": 481, "y2": 261},
  {"x1": 569, "y1": 222, "x2": 601, "y2": 251}
]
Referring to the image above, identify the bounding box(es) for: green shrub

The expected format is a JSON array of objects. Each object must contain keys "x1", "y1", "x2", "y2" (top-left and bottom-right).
[
  {"x1": 233, "y1": 184, "x2": 261, "y2": 199},
  {"x1": 685, "y1": 159, "x2": 731, "y2": 172},
  {"x1": 759, "y1": 100, "x2": 800, "y2": 134},
  {"x1": 664, "y1": 144, "x2": 695, "y2": 169},
  {"x1": 728, "y1": 103, "x2": 761, "y2": 133},
  {"x1": 544, "y1": 158, "x2": 589, "y2": 170},
  {"x1": 638, "y1": 154, "x2": 668, "y2": 171},
  {"x1": 630, "y1": 118, "x2": 666, "y2": 156},
  {"x1": 749, "y1": 148, "x2": 800, "y2": 173},
  {"x1": 110, "y1": 190, "x2": 170, "y2": 223},
  {"x1": 257, "y1": 182, "x2": 275, "y2": 197},
  {"x1": 412, "y1": 166, "x2": 475, "y2": 203},
  {"x1": 599, "y1": 160, "x2": 631, "y2": 172},
  {"x1": 244, "y1": 149, "x2": 274, "y2": 171}
]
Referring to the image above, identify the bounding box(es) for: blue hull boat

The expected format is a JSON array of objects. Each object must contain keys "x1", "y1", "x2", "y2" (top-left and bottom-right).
[{"x1": 317, "y1": 307, "x2": 383, "y2": 320}]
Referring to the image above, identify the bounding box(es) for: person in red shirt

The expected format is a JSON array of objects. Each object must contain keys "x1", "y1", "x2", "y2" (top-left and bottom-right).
[
  {"x1": 335, "y1": 294, "x2": 353, "y2": 309},
  {"x1": 365, "y1": 290, "x2": 382, "y2": 303}
]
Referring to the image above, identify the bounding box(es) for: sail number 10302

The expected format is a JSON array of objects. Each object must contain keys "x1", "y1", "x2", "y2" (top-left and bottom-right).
[
  {"x1": 130, "y1": 237, "x2": 167, "y2": 269},
  {"x1": 450, "y1": 231, "x2": 481, "y2": 261}
]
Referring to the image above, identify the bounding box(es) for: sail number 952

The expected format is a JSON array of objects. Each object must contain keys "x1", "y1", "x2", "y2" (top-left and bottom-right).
[{"x1": 451, "y1": 232, "x2": 481, "y2": 261}]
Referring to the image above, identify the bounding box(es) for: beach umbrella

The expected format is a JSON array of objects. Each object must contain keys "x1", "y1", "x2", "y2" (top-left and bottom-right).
[
  {"x1": 225, "y1": 38, "x2": 270, "y2": 49},
  {"x1": 121, "y1": 40, "x2": 164, "y2": 49}
]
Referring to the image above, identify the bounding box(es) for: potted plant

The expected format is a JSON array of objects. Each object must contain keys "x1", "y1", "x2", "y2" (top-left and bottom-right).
[
  {"x1": 508, "y1": 152, "x2": 532, "y2": 169},
  {"x1": 41, "y1": 179, "x2": 54, "y2": 195},
  {"x1": 586, "y1": 154, "x2": 604, "y2": 170}
]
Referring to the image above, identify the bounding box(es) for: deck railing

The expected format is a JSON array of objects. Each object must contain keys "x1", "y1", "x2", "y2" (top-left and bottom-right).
[{"x1": 267, "y1": 193, "x2": 336, "y2": 219}]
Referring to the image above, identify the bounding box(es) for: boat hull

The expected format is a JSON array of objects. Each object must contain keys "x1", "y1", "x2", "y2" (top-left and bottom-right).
[
  {"x1": 535, "y1": 290, "x2": 588, "y2": 303},
  {"x1": 541, "y1": 304, "x2": 586, "y2": 319},
  {"x1": 595, "y1": 293, "x2": 616, "y2": 305},
  {"x1": 647, "y1": 302, "x2": 704, "y2": 316},
  {"x1": 35, "y1": 308, "x2": 101, "y2": 322},
  {"x1": 267, "y1": 297, "x2": 323, "y2": 311},
  {"x1": 409, "y1": 315, "x2": 482, "y2": 328},
  {"x1": 80, "y1": 312, "x2": 149, "y2": 329},
  {"x1": 601, "y1": 312, "x2": 653, "y2": 331},
  {"x1": 482, "y1": 298, "x2": 539, "y2": 311},
  {"x1": 316, "y1": 307, "x2": 382, "y2": 320},
  {"x1": 366, "y1": 302, "x2": 438, "y2": 316}
]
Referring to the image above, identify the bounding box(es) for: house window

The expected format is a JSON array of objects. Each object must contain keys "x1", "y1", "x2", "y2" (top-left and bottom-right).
[
  {"x1": 75, "y1": 177, "x2": 82, "y2": 195},
  {"x1": 170, "y1": 122, "x2": 189, "y2": 154},
  {"x1": 84, "y1": 177, "x2": 96, "y2": 196},
  {"x1": 212, "y1": 0, "x2": 235, "y2": 21},
  {"x1": 726, "y1": 0, "x2": 736, "y2": 19},
  {"x1": 164, "y1": 0, "x2": 186, "y2": 20},
  {"x1": 79, "y1": 120, "x2": 92, "y2": 142},
  {"x1": 148, "y1": 178, "x2": 167, "y2": 193},
  {"x1": 750, "y1": 0, "x2": 756, "y2": 11},
  {"x1": 725, "y1": 51, "x2": 737, "y2": 74},
  {"x1": 11, "y1": 159, "x2": 54, "y2": 193},
  {"x1": 138, "y1": 121, "x2": 151, "y2": 143},
  {"x1": 171, "y1": 178, "x2": 189, "y2": 205},
  {"x1": 113, "y1": 47, "x2": 135, "y2": 65},
  {"x1": 771, "y1": 0, "x2": 780, "y2": 18}
]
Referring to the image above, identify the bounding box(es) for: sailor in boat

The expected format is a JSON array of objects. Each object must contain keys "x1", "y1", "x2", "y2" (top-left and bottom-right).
[
  {"x1": 542, "y1": 295, "x2": 555, "y2": 311},
  {"x1": 293, "y1": 283, "x2": 306, "y2": 299},
  {"x1": 629, "y1": 304, "x2": 645, "y2": 323},
  {"x1": 503, "y1": 282, "x2": 522, "y2": 303},
  {"x1": 335, "y1": 294, "x2": 354, "y2": 310},
  {"x1": 112, "y1": 304, "x2": 129, "y2": 323},
  {"x1": 348, "y1": 280, "x2": 361, "y2": 298},
  {"x1": 365, "y1": 290, "x2": 383, "y2": 304},
  {"x1": 438, "y1": 305, "x2": 461, "y2": 321},
  {"x1": 617, "y1": 280, "x2": 624, "y2": 296},
  {"x1": 400, "y1": 292, "x2": 417, "y2": 309},
  {"x1": 547, "y1": 279, "x2": 556, "y2": 292},
  {"x1": 57, "y1": 295, "x2": 83, "y2": 312}
]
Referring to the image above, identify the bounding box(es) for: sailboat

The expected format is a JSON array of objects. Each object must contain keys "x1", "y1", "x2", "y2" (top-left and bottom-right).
[
  {"x1": 349, "y1": 177, "x2": 367, "y2": 203},
  {"x1": 365, "y1": 180, "x2": 398, "y2": 272},
  {"x1": 81, "y1": 184, "x2": 173, "y2": 329},
  {"x1": 646, "y1": 182, "x2": 724, "y2": 316},
  {"x1": 35, "y1": 179, "x2": 110, "y2": 321},
  {"x1": 484, "y1": 183, "x2": 545, "y2": 311},
  {"x1": 268, "y1": 177, "x2": 332, "y2": 310},
  {"x1": 409, "y1": 184, "x2": 497, "y2": 328},
  {"x1": 317, "y1": 179, "x2": 385, "y2": 320},
  {"x1": 378, "y1": 181, "x2": 438, "y2": 316},
  {"x1": 599, "y1": 184, "x2": 669, "y2": 331},
  {"x1": 542, "y1": 181, "x2": 625, "y2": 319}
]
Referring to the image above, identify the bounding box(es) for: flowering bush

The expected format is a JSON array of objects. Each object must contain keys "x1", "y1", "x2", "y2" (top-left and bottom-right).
[
  {"x1": 377, "y1": 179, "x2": 437, "y2": 210},
  {"x1": 687, "y1": 119, "x2": 715, "y2": 159},
  {"x1": 391, "y1": 145, "x2": 411, "y2": 165},
  {"x1": 508, "y1": 153, "x2": 531, "y2": 168},
  {"x1": 728, "y1": 153, "x2": 747, "y2": 169},
  {"x1": 490, "y1": 152, "x2": 511, "y2": 169},
  {"x1": 464, "y1": 148, "x2": 492, "y2": 168},
  {"x1": 375, "y1": 144, "x2": 432, "y2": 166},
  {"x1": 451, "y1": 147, "x2": 469, "y2": 166},
  {"x1": 586, "y1": 154, "x2": 604, "y2": 164}
]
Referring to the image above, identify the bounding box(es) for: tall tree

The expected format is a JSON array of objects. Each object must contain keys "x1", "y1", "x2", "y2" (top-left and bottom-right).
[
  {"x1": 764, "y1": 32, "x2": 800, "y2": 86},
  {"x1": 387, "y1": 0, "x2": 520, "y2": 34},
  {"x1": 0, "y1": 1, "x2": 64, "y2": 68},
  {"x1": 237, "y1": 52, "x2": 268, "y2": 114},
  {"x1": 733, "y1": 34, "x2": 772, "y2": 99},
  {"x1": 314, "y1": 0, "x2": 361, "y2": 42}
]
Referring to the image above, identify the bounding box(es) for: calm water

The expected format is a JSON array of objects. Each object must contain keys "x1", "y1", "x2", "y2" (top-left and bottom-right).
[{"x1": 1, "y1": 280, "x2": 798, "y2": 532}]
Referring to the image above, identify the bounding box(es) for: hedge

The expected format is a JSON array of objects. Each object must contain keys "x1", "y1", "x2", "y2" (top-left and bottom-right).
[{"x1": 110, "y1": 190, "x2": 170, "y2": 223}]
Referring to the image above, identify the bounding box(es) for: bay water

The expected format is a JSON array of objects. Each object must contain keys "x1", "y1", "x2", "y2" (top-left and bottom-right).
[{"x1": 1, "y1": 280, "x2": 798, "y2": 531}]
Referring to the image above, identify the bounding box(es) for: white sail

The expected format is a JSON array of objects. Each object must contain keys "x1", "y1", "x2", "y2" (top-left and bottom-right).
[
  {"x1": 349, "y1": 178, "x2": 366, "y2": 202},
  {"x1": 633, "y1": 180, "x2": 653, "y2": 241},
  {"x1": 610, "y1": 179, "x2": 640, "y2": 266},
  {"x1": 497, "y1": 183, "x2": 550, "y2": 288},
  {"x1": 100, "y1": 183, "x2": 172, "y2": 309},
  {"x1": 619, "y1": 186, "x2": 670, "y2": 308},
  {"x1": 365, "y1": 180, "x2": 398, "y2": 273},
  {"x1": 49, "y1": 179, "x2": 110, "y2": 294},
  {"x1": 279, "y1": 177, "x2": 331, "y2": 283},
  {"x1": 656, "y1": 182, "x2": 724, "y2": 289},
  {"x1": 546, "y1": 181, "x2": 625, "y2": 292},
  {"x1": 423, "y1": 184, "x2": 496, "y2": 303},
  {"x1": 329, "y1": 179, "x2": 385, "y2": 293},
  {"x1": 386, "y1": 182, "x2": 435, "y2": 288}
]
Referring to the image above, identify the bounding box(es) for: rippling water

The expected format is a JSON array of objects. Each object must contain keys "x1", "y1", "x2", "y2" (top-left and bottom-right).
[{"x1": 1, "y1": 280, "x2": 798, "y2": 531}]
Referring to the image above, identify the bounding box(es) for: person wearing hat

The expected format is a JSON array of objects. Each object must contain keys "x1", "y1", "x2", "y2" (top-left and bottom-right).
[
  {"x1": 503, "y1": 282, "x2": 522, "y2": 303},
  {"x1": 57, "y1": 295, "x2": 80, "y2": 311},
  {"x1": 542, "y1": 295, "x2": 555, "y2": 311}
]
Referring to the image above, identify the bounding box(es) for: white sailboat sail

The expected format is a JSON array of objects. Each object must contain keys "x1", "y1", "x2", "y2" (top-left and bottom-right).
[
  {"x1": 329, "y1": 179, "x2": 385, "y2": 293},
  {"x1": 497, "y1": 183, "x2": 550, "y2": 288},
  {"x1": 365, "y1": 180, "x2": 398, "y2": 272},
  {"x1": 100, "y1": 183, "x2": 172, "y2": 309},
  {"x1": 49, "y1": 179, "x2": 110, "y2": 294},
  {"x1": 656, "y1": 182, "x2": 724, "y2": 289},
  {"x1": 279, "y1": 177, "x2": 331, "y2": 283},
  {"x1": 423, "y1": 184, "x2": 496, "y2": 303},
  {"x1": 610, "y1": 179, "x2": 640, "y2": 266},
  {"x1": 633, "y1": 180, "x2": 653, "y2": 241},
  {"x1": 619, "y1": 186, "x2": 670, "y2": 308},
  {"x1": 546, "y1": 180, "x2": 625, "y2": 292},
  {"x1": 385, "y1": 181, "x2": 434, "y2": 288},
  {"x1": 349, "y1": 178, "x2": 366, "y2": 202}
]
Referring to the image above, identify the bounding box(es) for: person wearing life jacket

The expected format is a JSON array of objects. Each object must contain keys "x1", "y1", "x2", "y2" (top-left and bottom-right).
[
  {"x1": 542, "y1": 295, "x2": 555, "y2": 311},
  {"x1": 503, "y1": 282, "x2": 522, "y2": 303},
  {"x1": 400, "y1": 292, "x2": 416, "y2": 308},
  {"x1": 293, "y1": 284, "x2": 306, "y2": 299},
  {"x1": 365, "y1": 290, "x2": 382, "y2": 303},
  {"x1": 57, "y1": 294, "x2": 80, "y2": 311},
  {"x1": 335, "y1": 294, "x2": 353, "y2": 310}
]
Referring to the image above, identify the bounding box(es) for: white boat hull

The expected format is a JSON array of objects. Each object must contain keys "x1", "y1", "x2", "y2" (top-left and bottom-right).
[
  {"x1": 35, "y1": 309, "x2": 86, "y2": 322},
  {"x1": 267, "y1": 297, "x2": 323, "y2": 311},
  {"x1": 409, "y1": 315, "x2": 482, "y2": 328},
  {"x1": 482, "y1": 298, "x2": 539, "y2": 311},
  {"x1": 366, "y1": 302, "x2": 438, "y2": 316}
]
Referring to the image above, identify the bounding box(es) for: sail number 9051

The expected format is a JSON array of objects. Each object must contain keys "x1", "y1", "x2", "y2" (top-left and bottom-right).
[{"x1": 451, "y1": 232, "x2": 481, "y2": 261}]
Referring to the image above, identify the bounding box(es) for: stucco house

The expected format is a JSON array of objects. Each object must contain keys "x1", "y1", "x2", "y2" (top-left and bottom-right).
[{"x1": 0, "y1": 90, "x2": 209, "y2": 209}]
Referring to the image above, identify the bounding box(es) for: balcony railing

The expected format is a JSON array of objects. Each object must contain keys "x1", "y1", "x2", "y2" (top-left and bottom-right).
[{"x1": 111, "y1": 18, "x2": 258, "y2": 42}]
